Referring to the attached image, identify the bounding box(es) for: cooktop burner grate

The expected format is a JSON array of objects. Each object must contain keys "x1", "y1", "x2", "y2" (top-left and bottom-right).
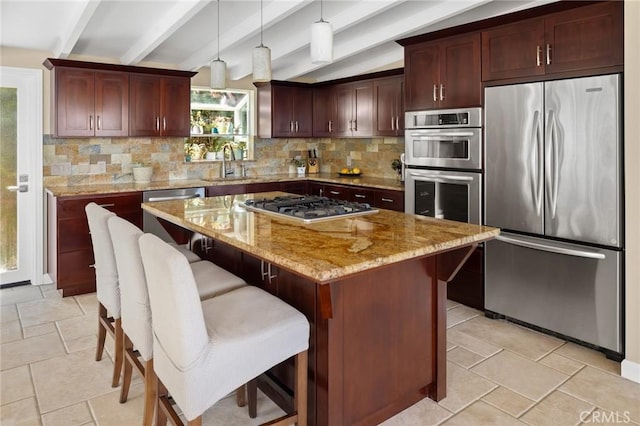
[{"x1": 243, "y1": 195, "x2": 379, "y2": 223}]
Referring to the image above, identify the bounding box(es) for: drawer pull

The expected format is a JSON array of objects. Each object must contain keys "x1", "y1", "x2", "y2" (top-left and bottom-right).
[
  {"x1": 354, "y1": 194, "x2": 366, "y2": 198},
  {"x1": 381, "y1": 198, "x2": 394, "y2": 203},
  {"x1": 89, "y1": 264, "x2": 95, "y2": 268},
  {"x1": 98, "y1": 203, "x2": 115, "y2": 208},
  {"x1": 329, "y1": 191, "x2": 340, "y2": 195}
]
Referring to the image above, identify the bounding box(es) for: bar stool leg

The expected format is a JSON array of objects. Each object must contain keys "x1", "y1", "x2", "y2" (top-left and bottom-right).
[
  {"x1": 111, "y1": 319, "x2": 124, "y2": 387},
  {"x1": 95, "y1": 304, "x2": 108, "y2": 361}
]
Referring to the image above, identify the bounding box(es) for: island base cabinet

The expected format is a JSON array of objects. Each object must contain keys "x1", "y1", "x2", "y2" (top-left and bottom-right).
[{"x1": 236, "y1": 252, "x2": 445, "y2": 426}]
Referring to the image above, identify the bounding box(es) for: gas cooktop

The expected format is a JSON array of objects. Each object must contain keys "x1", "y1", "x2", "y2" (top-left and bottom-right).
[{"x1": 242, "y1": 195, "x2": 379, "y2": 223}]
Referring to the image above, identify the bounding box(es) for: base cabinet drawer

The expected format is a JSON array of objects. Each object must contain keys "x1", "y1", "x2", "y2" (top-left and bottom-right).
[{"x1": 374, "y1": 189, "x2": 404, "y2": 212}]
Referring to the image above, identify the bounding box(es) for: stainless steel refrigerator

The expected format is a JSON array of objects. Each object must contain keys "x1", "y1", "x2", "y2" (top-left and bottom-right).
[{"x1": 484, "y1": 74, "x2": 623, "y2": 358}]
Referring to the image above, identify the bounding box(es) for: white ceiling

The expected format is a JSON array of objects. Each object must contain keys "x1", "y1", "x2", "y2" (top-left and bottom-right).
[{"x1": 1, "y1": 0, "x2": 557, "y2": 83}]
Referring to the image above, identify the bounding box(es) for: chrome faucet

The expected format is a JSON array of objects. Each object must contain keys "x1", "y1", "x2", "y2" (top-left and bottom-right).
[{"x1": 220, "y1": 143, "x2": 236, "y2": 178}]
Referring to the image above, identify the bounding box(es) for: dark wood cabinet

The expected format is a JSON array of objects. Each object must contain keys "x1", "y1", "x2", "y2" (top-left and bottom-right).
[
  {"x1": 334, "y1": 81, "x2": 373, "y2": 137},
  {"x1": 373, "y1": 188, "x2": 405, "y2": 212},
  {"x1": 51, "y1": 68, "x2": 129, "y2": 137},
  {"x1": 482, "y1": 1, "x2": 623, "y2": 81},
  {"x1": 256, "y1": 82, "x2": 313, "y2": 138},
  {"x1": 47, "y1": 191, "x2": 142, "y2": 296},
  {"x1": 404, "y1": 33, "x2": 481, "y2": 111},
  {"x1": 310, "y1": 181, "x2": 404, "y2": 212},
  {"x1": 312, "y1": 86, "x2": 336, "y2": 137},
  {"x1": 129, "y1": 74, "x2": 191, "y2": 137},
  {"x1": 373, "y1": 76, "x2": 404, "y2": 136},
  {"x1": 45, "y1": 58, "x2": 195, "y2": 138}
]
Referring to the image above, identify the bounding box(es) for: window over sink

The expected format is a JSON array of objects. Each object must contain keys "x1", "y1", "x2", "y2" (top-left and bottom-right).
[{"x1": 186, "y1": 87, "x2": 253, "y2": 162}]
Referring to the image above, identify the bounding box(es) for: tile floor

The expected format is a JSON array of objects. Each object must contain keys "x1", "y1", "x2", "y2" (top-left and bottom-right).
[{"x1": 1, "y1": 284, "x2": 638, "y2": 426}]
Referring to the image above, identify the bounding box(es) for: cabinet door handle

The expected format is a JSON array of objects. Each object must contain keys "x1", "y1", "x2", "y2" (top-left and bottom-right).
[
  {"x1": 391, "y1": 117, "x2": 395, "y2": 130},
  {"x1": 295, "y1": 121, "x2": 299, "y2": 132},
  {"x1": 89, "y1": 115, "x2": 93, "y2": 130},
  {"x1": 163, "y1": 117, "x2": 167, "y2": 131},
  {"x1": 329, "y1": 190, "x2": 341, "y2": 195},
  {"x1": 354, "y1": 194, "x2": 366, "y2": 198},
  {"x1": 536, "y1": 45, "x2": 542, "y2": 66},
  {"x1": 89, "y1": 264, "x2": 95, "y2": 268},
  {"x1": 319, "y1": 188, "x2": 324, "y2": 196},
  {"x1": 433, "y1": 84, "x2": 437, "y2": 102},
  {"x1": 381, "y1": 197, "x2": 394, "y2": 203},
  {"x1": 289, "y1": 121, "x2": 293, "y2": 133},
  {"x1": 440, "y1": 84, "x2": 444, "y2": 101},
  {"x1": 98, "y1": 203, "x2": 115, "y2": 208},
  {"x1": 155, "y1": 117, "x2": 160, "y2": 131},
  {"x1": 546, "y1": 44, "x2": 551, "y2": 65},
  {"x1": 328, "y1": 120, "x2": 332, "y2": 133},
  {"x1": 353, "y1": 119, "x2": 357, "y2": 131}
]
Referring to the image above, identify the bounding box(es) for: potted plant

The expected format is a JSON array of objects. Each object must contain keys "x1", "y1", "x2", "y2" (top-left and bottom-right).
[
  {"x1": 291, "y1": 158, "x2": 306, "y2": 175},
  {"x1": 132, "y1": 162, "x2": 153, "y2": 183},
  {"x1": 204, "y1": 137, "x2": 224, "y2": 160},
  {"x1": 232, "y1": 140, "x2": 246, "y2": 160}
]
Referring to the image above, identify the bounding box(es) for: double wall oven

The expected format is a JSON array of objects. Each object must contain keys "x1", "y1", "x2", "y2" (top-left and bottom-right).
[{"x1": 404, "y1": 107, "x2": 482, "y2": 225}]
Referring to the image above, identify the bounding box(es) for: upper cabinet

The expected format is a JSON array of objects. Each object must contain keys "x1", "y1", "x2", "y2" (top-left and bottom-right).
[
  {"x1": 334, "y1": 80, "x2": 373, "y2": 138},
  {"x1": 44, "y1": 58, "x2": 195, "y2": 138},
  {"x1": 256, "y1": 82, "x2": 313, "y2": 138},
  {"x1": 373, "y1": 75, "x2": 404, "y2": 136},
  {"x1": 482, "y1": 1, "x2": 623, "y2": 81},
  {"x1": 129, "y1": 75, "x2": 191, "y2": 137},
  {"x1": 312, "y1": 86, "x2": 336, "y2": 137},
  {"x1": 50, "y1": 68, "x2": 129, "y2": 137},
  {"x1": 404, "y1": 32, "x2": 481, "y2": 111}
]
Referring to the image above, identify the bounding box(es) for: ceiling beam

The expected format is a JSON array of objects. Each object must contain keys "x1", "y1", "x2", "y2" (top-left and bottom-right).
[
  {"x1": 120, "y1": 0, "x2": 210, "y2": 65},
  {"x1": 53, "y1": 0, "x2": 101, "y2": 58},
  {"x1": 180, "y1": 0, "x2": 312, "y2": 72},
  {"x1": 277, "y1": 0, "x2": 491, "y2": 81}
]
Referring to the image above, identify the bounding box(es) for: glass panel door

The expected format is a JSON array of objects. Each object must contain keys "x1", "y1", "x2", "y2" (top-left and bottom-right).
[
  {"x1": 0, "y1": 87, "x2": 19, "y2": 278},
  {"x1": 1, "y1": 67, "x2": 42, "y2": 286}
]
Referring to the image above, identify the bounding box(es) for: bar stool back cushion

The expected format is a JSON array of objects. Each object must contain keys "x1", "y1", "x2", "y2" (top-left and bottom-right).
[
  {"x1": 85, "y1": 202, "x2": 120, "y2": 318},
  {"x1": 107, "y1": 216, "x2": 153, "y2": 361}
]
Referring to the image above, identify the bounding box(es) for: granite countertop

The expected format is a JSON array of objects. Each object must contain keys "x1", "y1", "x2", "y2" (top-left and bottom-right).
[
  {"x1": 45, "y1": 173, "x2": 404, "y2": 197},
  {"x1": 141, "y1": 192, "x2": 499, "y2": 283}
]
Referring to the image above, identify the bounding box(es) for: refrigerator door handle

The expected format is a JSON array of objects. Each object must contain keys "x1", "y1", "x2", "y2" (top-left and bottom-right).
[
  {"x1": 496, "y1": 234, "x2": 606, "y2": 260},
  {"x1": 551, "y1": 112, "x2": 560, "y2": 218},
  {"x1": 529, "y1": 110, "x2": 543, "y2": 214},
  {"x1": 545, "y1": 110, "x2": 558, "y2": 218}
]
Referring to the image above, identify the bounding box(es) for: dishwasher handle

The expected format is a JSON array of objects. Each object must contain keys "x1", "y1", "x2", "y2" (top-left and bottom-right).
[
  {"x1": 147, "y1": 194, "x2": 201, "y2": 202},
  {"x1": 496, "y1": 234, "x2": 606, "y2": 260}
]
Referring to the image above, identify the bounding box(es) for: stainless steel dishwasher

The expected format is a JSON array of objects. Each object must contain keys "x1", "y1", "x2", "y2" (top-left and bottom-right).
[{"x1": 142, "y1": 187, "x2": 204, "y2": 243}]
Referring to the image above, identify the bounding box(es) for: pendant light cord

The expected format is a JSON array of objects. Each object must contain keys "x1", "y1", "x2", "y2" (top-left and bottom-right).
[
  {"x1": 260, "y1": 0, "x2": 264, "y2": 47},
  {"x1": 216, "y1": 0, "x2": 221, "y2": 60},
  {"x1": 319, "y1": 0, "x2": 326, "y2": 24}
]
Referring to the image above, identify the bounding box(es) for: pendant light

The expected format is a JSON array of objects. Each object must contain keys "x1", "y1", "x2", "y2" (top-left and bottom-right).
[
  {"x1": 210, "y1": 0, "x2": 226, "y2": 89},
  {"x1": 252, "y1": 0, "x2": 271, "y2": 82},
  {"x1": 310, "y1": 0, "x2": 333, "y2": 64}
]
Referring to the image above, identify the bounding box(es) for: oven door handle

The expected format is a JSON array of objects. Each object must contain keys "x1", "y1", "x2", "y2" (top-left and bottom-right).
[
  {"x1": 409, "y1": 131, "x2": 475, "y2": 138},
  {"x1": 408, "y1": 172, "x2": 474, "y2": 183}
]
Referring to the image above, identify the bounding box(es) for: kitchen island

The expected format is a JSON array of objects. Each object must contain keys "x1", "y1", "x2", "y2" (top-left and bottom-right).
[{"x1": 141, "y1": 192, "x2": 499, "y2": 426}]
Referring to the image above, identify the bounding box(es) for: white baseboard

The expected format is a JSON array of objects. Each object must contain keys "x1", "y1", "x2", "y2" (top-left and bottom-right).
[
  {"x1": 621, "y1": 359, "x2": 640, "y2": 383},
  {"x1": 40, "y1": 274, "x2": 54, "y2": 285}
]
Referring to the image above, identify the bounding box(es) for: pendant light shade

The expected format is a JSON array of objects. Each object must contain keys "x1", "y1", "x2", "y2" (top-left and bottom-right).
[
  {"x1": 252, "y1": 44, "x2": 272, "y2": 82},
  {"x1": 311, "y1": 19, "x2": 333, "y2": 64},
  {"x1": 252, "y1": 0, "x2": 272, "y2": 82},
  {"x1": 211, "y1": 0, "x2": 226, "y2": 89},
  {"x1": 210, "y1": 59, "x2": 227, "y2": 89},
  {"x1": 310, "y1": 0, "x2": 333, "y2": 64}
]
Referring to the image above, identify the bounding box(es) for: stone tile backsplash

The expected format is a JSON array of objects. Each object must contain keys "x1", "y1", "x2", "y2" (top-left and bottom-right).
[{"x1": 43, "y1": 135, "x2": 404, "y2": 186}]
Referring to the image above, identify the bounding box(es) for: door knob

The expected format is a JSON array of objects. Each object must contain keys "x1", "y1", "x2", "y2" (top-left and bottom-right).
[{"x1": 7, "y1": 184, "x2": 28, "y2": 193}]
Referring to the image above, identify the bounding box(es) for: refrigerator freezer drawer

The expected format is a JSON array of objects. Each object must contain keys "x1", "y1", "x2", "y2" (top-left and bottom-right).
[{"x1": 485, "y1": 233, "x2": 621, "y2": 353}]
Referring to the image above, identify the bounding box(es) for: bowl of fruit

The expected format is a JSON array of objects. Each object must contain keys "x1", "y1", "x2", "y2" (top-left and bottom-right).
[{"x1": 338, "y1": 167, "x2": 361, "y2": 176}]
